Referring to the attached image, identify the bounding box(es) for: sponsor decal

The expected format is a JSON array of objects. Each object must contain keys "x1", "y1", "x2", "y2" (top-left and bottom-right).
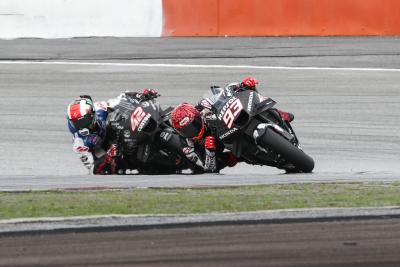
[
  {"x1": 219, "y1": 127, "x2": 238, "y2": 139},
  {"x1": 112, "y1": 122, "x2": 124, "y2": 130},
  {"x1": 130, "y1": 107, "x2": 147, "y2": 132},
  {"x1": 247, "y1": 92, "x2": 254, "y2": 112},
  {"x1": 123, "y1": 130, "x2": 131, "y2": 138},
  {"x1": 137, "y1": 113, "x2": 151, "y2": 132},
  {"x1": 218, "y1": 97, "x2": 243, "y2": 129},
  {"x1": 179, "y1": 116, "x2": 190, "y2": 127},
  {"x1": 160, "y1": 131, "x2": 171, "y2": 141},
  {"x1": 218, "y1": 97, "x2": 237, "y2": 120}
]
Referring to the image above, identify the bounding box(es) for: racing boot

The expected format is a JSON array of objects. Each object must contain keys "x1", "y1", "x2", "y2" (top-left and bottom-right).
[{"x1": 277, "y1": 109, "x2": 294, "y2": 123}]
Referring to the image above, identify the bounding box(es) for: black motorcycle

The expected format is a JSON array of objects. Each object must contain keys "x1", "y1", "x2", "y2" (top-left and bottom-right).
[
  {"x1": 203, "y1": 87, "x2": 314, "y2": 173},
  {"x1": 107, "y1": 93, "x2": 197, "y2": 174}
]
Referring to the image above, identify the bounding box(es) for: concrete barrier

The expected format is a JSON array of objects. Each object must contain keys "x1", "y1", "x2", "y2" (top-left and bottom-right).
[
  {"x1": 162, "y1": 0, "x2": 400, "y2": 36},
  {"x1": 2, "y1": 0, "x2": 400, "y2": 38},
  {"x1": 0, "y1": 0, "x2": 162, "y2": 38}
]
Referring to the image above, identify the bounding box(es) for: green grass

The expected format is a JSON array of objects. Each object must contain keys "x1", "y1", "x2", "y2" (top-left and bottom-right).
[{"x1": 1, "y1": 182, "x2": 400, "y2": 220}]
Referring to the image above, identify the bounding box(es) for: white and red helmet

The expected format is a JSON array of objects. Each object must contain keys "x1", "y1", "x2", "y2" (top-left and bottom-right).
[
  {"x1": 67, "y1": 96, "x2": 95, "y2": 131},
  {"x1": 170, "y1": 103, "x2": 205, "y2": 141}
]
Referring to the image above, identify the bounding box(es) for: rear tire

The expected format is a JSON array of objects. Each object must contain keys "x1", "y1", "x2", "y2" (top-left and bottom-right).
[{"x1": 260, "y1": 128, "x2": 314, "y2": 173}]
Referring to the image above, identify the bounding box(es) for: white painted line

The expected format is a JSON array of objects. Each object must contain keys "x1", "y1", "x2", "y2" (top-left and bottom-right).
[{"x1": 1, "y1": 60, "x2": 400, "y2": 72}]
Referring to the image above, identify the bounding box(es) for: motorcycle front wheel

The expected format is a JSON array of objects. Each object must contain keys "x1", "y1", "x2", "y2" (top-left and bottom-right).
[{"x1": 260, "y1": 128, "x2": 314, "y2": 173}]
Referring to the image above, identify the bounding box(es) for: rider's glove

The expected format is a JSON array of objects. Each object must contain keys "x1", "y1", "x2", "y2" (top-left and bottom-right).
[
  {"x1": 98, "y1": 144, "x2": 119, "y2": 175},
  {"x1": 142, "y1": 88, "x2": 158, "y2": 99},
  {"x1": 205, "y1": 136, "x2": 216, "y2": 151},
  {"x1": 241, "y1": 77, "x2": 259, "y2": 89}
]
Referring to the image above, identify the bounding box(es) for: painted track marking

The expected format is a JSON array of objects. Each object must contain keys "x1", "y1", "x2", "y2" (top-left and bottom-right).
[{"x1": 1, "y1": 60, "x2": 400, "y2": 72}]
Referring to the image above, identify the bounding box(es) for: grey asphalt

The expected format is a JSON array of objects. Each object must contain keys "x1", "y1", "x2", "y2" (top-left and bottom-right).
[
  {"x1": 2, "y1": 207, "x2": 400, "y2": 234},
  {"x1": 2, "y1": 37, "x2": 400, "y2": 68},
  {"x1": 0, "y1": 37, "x2": 399, "y2": 190},
  {"x1": 1, "y1": 218, "x2": 400, "y2": 266}
]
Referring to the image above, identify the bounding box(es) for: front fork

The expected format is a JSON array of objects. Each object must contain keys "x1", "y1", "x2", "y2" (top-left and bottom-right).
[
  {"x1": 253, "y1": 123, "x2": 296, "y2": 143},
  {"x1": 253, "y1": 108, "x2": 299, "y2": 145}
]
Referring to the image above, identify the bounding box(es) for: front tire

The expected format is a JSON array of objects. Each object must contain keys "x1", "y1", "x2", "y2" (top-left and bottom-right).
[{"x1": 260, "y1": 128, "x2": 314, "y2": 173}]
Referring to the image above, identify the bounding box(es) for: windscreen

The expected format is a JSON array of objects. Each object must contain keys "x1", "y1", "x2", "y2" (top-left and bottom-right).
[{"x1": 202, "y1": 86, "x2": 233, "y2": 110}]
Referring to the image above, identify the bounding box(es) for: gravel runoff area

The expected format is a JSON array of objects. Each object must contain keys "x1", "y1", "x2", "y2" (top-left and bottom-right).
[{"x1": 1, "y1": 207, "x2": 400, "y2": 235}]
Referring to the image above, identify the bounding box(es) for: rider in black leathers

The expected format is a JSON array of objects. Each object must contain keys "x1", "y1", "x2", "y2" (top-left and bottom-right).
[
  {"x1": 100, "y1": 89, "x2": 204, "y2": 175},
  {"x1": 170, "y1": 77, "x2": 295, "y2": 173}
]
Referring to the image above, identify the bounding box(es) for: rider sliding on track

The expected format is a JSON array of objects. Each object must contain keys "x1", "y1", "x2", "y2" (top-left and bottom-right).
[{"x1": 170, "y1": 77, "x2": 295, "y2": 173}]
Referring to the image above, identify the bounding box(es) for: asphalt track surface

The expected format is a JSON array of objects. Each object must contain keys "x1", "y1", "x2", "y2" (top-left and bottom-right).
[
  {"x1": 1, "y1": 37, "x2": 400, "y2": 266},
  {"x1": 0, "y1": 37, "x2": 399, "y2": 189},
  {"x1": 1, "y1": 218, "x2": 400, "y2": 267}
]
